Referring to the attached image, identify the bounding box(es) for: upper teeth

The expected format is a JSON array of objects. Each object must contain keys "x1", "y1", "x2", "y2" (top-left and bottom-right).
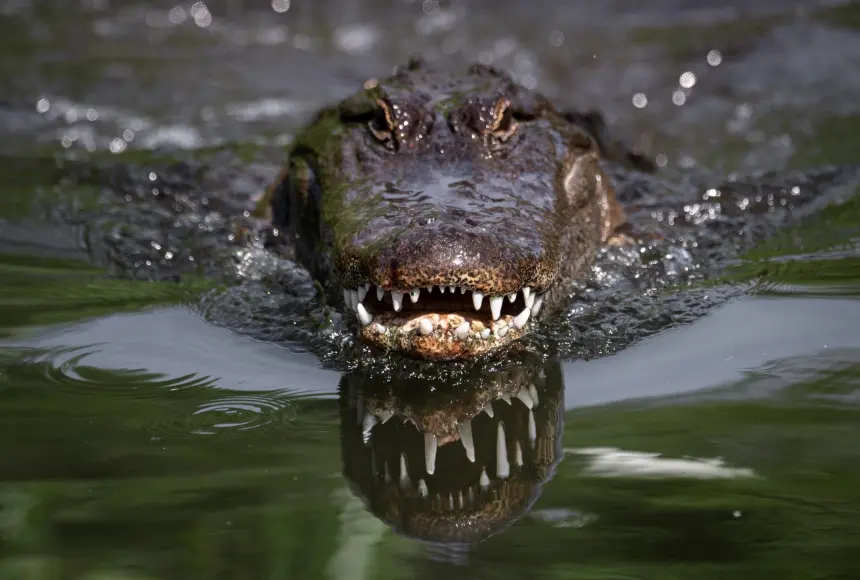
[{"x1": 343, "y1": 283, "x2": 546, "y2": 326}]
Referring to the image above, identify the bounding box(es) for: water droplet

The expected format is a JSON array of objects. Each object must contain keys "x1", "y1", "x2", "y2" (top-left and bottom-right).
[
  {"x1": 632, "y1": 93, "x2": 647, "y2": 108},
  {"x1": 707, "y1": 49, "x2": 722, "y2": 66}
]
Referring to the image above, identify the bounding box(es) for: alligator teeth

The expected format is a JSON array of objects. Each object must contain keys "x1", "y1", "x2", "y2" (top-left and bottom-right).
[
  {"x1": 376, "y1": 286, "x2": 385, "y2": 301},
  {"x1": 419, "y1": 318, "x2": 434, "y2": 335},
  {"x1": 484, "y1": 402, "x2": 494, "y2": 418},
  {"x1": 468, "y1": 487, "x2": 475, "y2": 505},
  {"x1": 472, "y1": 291, "x2": 484, "y2": 311},
  {"x1": 507, "y1": 292, "x2": 517, "y2": 303},
  {"x1": 391, "y1": 291, "x2": 403, "y2": 312},
  {"x1": 409, "y1": 288, "x2": 420, "y2": 303},
  {"x1": 357, "y1": 284, "x2": 368, "y2": 302},
  {"x1": 418, "y1": 479, "x2": 428, "y2": 497},
  {"x1": 479, "y1": 467, "x2": 490, "y2": 490},
  {"x1": 426, "y1": 286, "x2": 433, "y2": 293},
  {"x1": 448, "y1": 286, "x2": 456, "y2": 293},
  {"x1": 459, "y1": 418, "x2": 475, "y2": 462},
  {"x1": 490, "y1": 296, "x2": 503, "y2": 320},
  {"x1": 384, "y1": 461, "x2": 391, "y2": 484},
  {"x1": 399, "y1": 452, "x2": 411, "y2": 489},
  {"x1": 501, "y1": 394, "x2": 512, "y2": 405},
  {"x1": 438, "y1": 285, "x2": 446, "y2": 293},
  {"x1": 522, "y1": 286, "x2": 531, "y2": 301},
  {"x1": 343, "y1": 289, "x2": 351, "y2": 309},
  {"x1": 528, "y1": 409, "x2": 536, "y2": 447},
  {"x1": 496, "y1": 422, "x2": 510, "y2": 479},
  {"x1": 516, "y1": 387, "x2": 534, "y2": 409},
  {"x1": 460, "y1": 287, "x2": 467, "y2": 294},
  {"x1": 514, "y1": 441, "x2": 523, "y2": 466},
  {"x1": 356, "y1": 303, "x2": 373, "y2": 325},
  {"x1": 480, "y1": 328, "x2": 491, "y2": 339},
  {"x1": 424, "y1": 433, "x2": 438, "y2": 475},
  {"x1": 497, "y1": 324, "x2": 509, "y2": 338},
  {"x1": 531, "y1": 294, "x2": 544, "y2": 317},
  {"x1": 528, "y1": 384, "x2": 539, "y2": 408},
  {"x1": 454, "y1": 321, "x2": 470, "y2": 340},
  {"x1": 373, "y1": 323, "x2": 386, "y2": 334},
  {"x1": 512, "y1": 307, "x2": 530, "y2": 329}
]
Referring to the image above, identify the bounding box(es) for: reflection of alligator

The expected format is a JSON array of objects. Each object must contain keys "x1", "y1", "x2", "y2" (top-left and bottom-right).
[
  {"x1": 257, "y1": 59, "x2": 654, "y2": 360},
  {"x1": 338, "y1": 356, "x2": 565, "y2": 543}
]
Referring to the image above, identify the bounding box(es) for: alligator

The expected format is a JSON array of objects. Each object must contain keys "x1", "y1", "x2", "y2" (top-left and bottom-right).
[{"x1": 256, "y1": 59, "x2": 655, "y2": 361}]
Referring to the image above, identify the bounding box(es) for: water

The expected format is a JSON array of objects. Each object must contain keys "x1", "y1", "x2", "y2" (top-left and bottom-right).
[{"x1": 2, "y1": 0, "x2": 860, "y2": 577}]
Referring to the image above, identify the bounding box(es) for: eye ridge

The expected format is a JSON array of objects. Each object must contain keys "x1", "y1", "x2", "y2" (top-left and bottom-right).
[
  {"x1": 489, "y1": 97, "x2": 518, "y2": 142},
  {"x1": 368, "y1": 98, "x2": 397, "y2": 149}
]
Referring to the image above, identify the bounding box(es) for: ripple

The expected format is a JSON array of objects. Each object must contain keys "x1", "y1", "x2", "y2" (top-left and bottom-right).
[
  {"x1": 147, "y1": 392, "x2": 306, "y2": 439},
  {"x1": 1, "y1": 346, "x2": 215, "y2": 401}
]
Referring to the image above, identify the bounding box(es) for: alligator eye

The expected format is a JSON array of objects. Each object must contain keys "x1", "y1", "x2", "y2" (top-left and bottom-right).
[
  {"x1": 368, "y1": 98, "x2": 396, "y2": 148},
  {"x1": 489, "y1": 97, "x2": 517, "y2": 142}
]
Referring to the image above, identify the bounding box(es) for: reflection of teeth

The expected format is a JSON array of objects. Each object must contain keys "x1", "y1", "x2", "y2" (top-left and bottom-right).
[
  {"x1": 454, "y1": 321, "x2": 470, "y2": 340},
  {"x1": 418, "y1": 479, "x2": 428, "y2": 497},
  {"x1": 356, "y1": 303, "x2": 373, "y2": 325},
  {"x1": 418, "y1": 318, "x2": 434, "y2": 335},
  {"x1": 531, "y1": 294, "x2": 544, "y2": 316},
  {"x1": 437, "y1": 285, "x2": 445, "y2": 294},
  {"x1": 483, "y1": 402, "x2": 494, "y2": 418},
  {"x1": 528, "y1": 409, "x2": 536, "y2": 447},
  {"x1": 399, "y1": 452, "x2": 411, "y2": 489},
  {"x1": 468, "y1": 487, "x2": 475, "y2": 505},
  {"x1": 424, "y1": 433, "x2": 438, "y2": 475},
  {"x1": 496, "y1": 422, "x2": 510, "y2": 479},
  {"x1": 513, "y1": 308, "x2": 530, "y2": 329},
  {"x1": 391, "y1": 291, "x2": 403, "y2": 312},
  {"x1": 362, "y1": 412, "x2": 376, "y2": 444},
  {"x1": 458, "y1": 490, "x2": 464, "y2": 509},
  {"x1": 357, "y1": 284, "x2": 368, "y2": 302},
  {"x1": 460, "y1": 287, "x2": 467, "y2": 294},
  {"x1": 448, "y1": 286, "x2": 455, "y2": 294},
  {"x1": 459, "y1": 419, "x2": 475, "y2": 462},
  {"x1": 409, "y1": 288, "x2": 420, "y2": 303},
  {"x1": 490, "y1": 296, "x2": 503, "y2": 320},
  {"x1": 384, "y1": 461, "x2": 391, "y2": 484},
  {"x1": 500, "y1": 394, "x2": 512, "y2": 405},
  {"x1": 523, "y1": 286, "x2": 531, "y2": 301},
  {"x1": 507, "y1": 292, "x2": 516, "y2": 303},
  {"x1": 516, "y1": 387, "x2": 534, "y2": 409},
  {"x1": 472, "y1": 291, "x2": 484, "y2": 311},
  {"x1": 479, "y1": 467, "x2": 490, "y2": 490},
  {"x1": 514, "y1": 441, "x2": 523, "y2": 466},
  {"x1": 528, "y1": 384, "x2": 539, "y2": 407},
  {"x1": 448, "y1": 493, "x2": 454, "y2": 511},
  {"x1": 376, "y1": 286, "x2": 385, "y2": 301}
]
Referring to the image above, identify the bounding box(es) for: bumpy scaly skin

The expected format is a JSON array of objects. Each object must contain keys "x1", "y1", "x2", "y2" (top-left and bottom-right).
[
  {"x1": 262, "y1": 60, "x2": 653, "y2": 359},
  {"x1": 339, "y1": 358, "x2": 565, "y2": 543}
]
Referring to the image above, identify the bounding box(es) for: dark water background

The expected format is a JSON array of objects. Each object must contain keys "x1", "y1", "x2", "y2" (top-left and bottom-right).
[{"x1": 2, "y1": 0, "x2": 860, "y2": 578}]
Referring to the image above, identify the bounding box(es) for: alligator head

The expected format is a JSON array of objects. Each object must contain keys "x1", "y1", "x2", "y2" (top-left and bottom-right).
[{"x1": 262, "y1": 60, "x2": 652, "y2": 360}]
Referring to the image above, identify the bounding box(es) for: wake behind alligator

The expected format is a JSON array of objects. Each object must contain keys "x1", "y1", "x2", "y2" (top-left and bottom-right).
[{"x1": 47, "y1": 61, "x2": 860, "y2": 378}]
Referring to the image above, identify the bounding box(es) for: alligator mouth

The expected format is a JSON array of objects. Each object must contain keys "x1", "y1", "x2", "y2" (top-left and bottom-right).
[
  {"x1": 339, "y1": 358, "x2": 563, "y2": 543},
  {"x1": 344, "y1": 283, "x2": 547, "y2": 360}
]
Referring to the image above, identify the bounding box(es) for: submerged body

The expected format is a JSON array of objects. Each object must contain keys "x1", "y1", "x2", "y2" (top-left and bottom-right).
[{"x1": 260, "y1": 60, "x2": 653, "y2": 360}]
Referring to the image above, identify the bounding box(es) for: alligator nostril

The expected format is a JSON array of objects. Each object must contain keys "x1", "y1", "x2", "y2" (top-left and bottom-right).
[
  {"x1": 465, "y1": 217, "x2": 479, "y2": 227},
  {"x1": 415, "y1": 216, "x2": 434, "y2": 226}
]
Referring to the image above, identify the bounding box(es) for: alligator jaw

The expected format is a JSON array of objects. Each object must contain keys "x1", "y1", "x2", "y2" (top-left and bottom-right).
[{"x1": 343, "y1": 283, "x2": 547, "y2": 360}]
